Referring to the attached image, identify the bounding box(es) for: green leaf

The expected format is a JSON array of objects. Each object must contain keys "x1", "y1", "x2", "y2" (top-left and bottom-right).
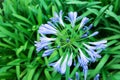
[
  {"x1": 16, "y1": 65, "x2": 20, "y2": 80},
  {"x1": 0, "y1": 26, "x2": 22, "y2": 42},
  {"x1": 106, "y1": 10, "x2": 120, "y2": 24},
  {"x1": 93, "y1": 5, "x2": 109, "y2": 26},
  {"x1": 44, "y1": 69, "x2": 51, "y2": 80},
  {"x1": 37, "y1": 7, "x2": 42, "y2": 25},
  {"x1": 28, "y1": 46, "x2": 35, "y2": 59},
  {"x1": 105, "y1": 35, "x2": 120, "y2": 40},
  {"x1": 66, "y1": 1, "x2": 88, "y2": 5},
  {"x1": 12, "y1": 13, "x2": 33, "y2": 25},
  {"x1": 90, "y1": 54, "x2": 110, "y2": 78},
  {"x1": 26, "y1": 66, "x2": 38, "y2": 80}
]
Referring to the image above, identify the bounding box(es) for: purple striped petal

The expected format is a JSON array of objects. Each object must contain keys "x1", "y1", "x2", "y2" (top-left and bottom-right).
[
  {"x1": 83, "y1": 43, "x2": 97, "y2": 50},
  {"x1": 40, "y1": 36, "x2": 56, "y2": 43},
  {"x1": 89, "y1": 31, "x2": 99, "y2": 37},
  {"x1": 35, "y1": 41, "x2": 51, "y2": 52},
  {"x1": 50, "y1": 57, "x2": 63, "y2": 72},
  {"x1": 39, "y1": 24, "x2": 57, "y2": 35},
  {"x1": 83, "y1": 66, "x2": 88, "y2": 80},
  {"x1": 67, "y1": 53, "x2": 73, "y2": 66},
  {"x1": 42, "y1": 49, "x2": 54, "y2": 57},
  {"x1": 96, "y1": 44, "x2": 107, "y2": 49},
  {"x1": 88, "y1": 24, "x2": 93, "y2": 30},
  {"x1": 59, "y1": 10, "x2": 65, "y2": 27},
  {"x1": 66, "y1": 12, "x2": 77, "y2": 27},
  {"x1": 44, "y1": 24, "x2": 57, "y2": 31},
  {"x1": 47, "y1": 21, "x2": 56, "y2": 28},
  {"x1": 88, "y1": 40, "x2": 107, "y2": 45},
  {"x1": 51, "y1": 10, "x2": 64, "y2": 27},
  {"x1": 60, "y1": 54, "x2": 68, "y2": 74},
  {"x1": 84, "y1": 49, "x2": 101, "y2": 62},
  {"x1": 79, "y1": 17, "x2": 89, "y2": 29},
  {"x1": 78, "y1": 48, "x2": 89, "y2": 66}
]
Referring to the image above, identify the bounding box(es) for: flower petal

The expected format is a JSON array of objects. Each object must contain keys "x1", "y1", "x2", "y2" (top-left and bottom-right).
[
  {"x1": 67, "y1": 53, "x2": 73, "y2": 66},
  {"x1": 83, "y1": 66, "x2": 88, "y2": 80},
  {"x1": 78, "y1": 48, "x2": 89, "y2": 66},
  {"x1": 35, "y1": 41, "x2": 51, "y2": 52},
  {"x1": 60, "y1": 54, "x2": 68, "y2": 74},
  {"x1": 83, "y1": 43, "x2": 97, "y2": 50},
  {"x1": 84, "y1": 48, "x2": 101, "y2": 62},
  {"x1": 76, "y1": 72, "x2": 80, "y2": 80},
  {"x1": 79, "y1": 17, "x2": 89, "y2": 29},
  {"x1": 88, "y1": 24, "x2": 93, "y2": 30},
  {"x1": 89, "y1": 31, "x2": 99, "y2": 37},
  {"x1": 88, "y1": 40, "x2": 107, "y2": 45},
  {"x1": 40, "y1": 36, "x2": 56, "y2": 43},
  {"x1": 42, "y1": 49, "x2": 54, "y2": 57},
  {"x1": 39, "y1": 24, "x2": 57, "y2": 35},
  {"x1": 94, "y1": 74, "x2": 100, "y2": 80},
  {"x1": 67, "y1": 12, "x2": 77, "y2": 27},
  {"x1": 50, "y1": 57, "x2": 63, "y2": 72},
  {"x1": 51, "y1": 10, "x2": 64, "y2": 27}
]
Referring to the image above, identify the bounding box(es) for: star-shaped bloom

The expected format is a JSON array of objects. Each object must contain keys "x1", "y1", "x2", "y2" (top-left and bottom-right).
[{"x1": 35, "y1": 10, "x2": 107, "y2": 80}]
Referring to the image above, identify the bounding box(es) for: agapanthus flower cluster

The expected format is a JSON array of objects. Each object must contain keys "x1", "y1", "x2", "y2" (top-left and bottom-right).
[{"x1": 35, "y1": 10, "x2": 107, "y2": 80}]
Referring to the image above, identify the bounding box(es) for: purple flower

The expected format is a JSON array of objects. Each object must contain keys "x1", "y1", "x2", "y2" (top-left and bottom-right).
[
  {"x1": 78, "y1": 48, "x2": 89, "y2": 80},
  {"x1": 76, "y1": 72, "x2": 80, "y2": 80},
  {"x1": 79, "y1": 17, "x2": 89, "y2": 29},
  {"x1": 78, "y1": 48, "x2": 89, "y2": 67},
  {"x1": 51, "y1": 10, "x2": 64, "y2": 27},
  {"x1": 66, "y1": 12, "x2": 77, "y2": 27},
  {"x1": 50, "y1": 57, "x2": 63, "y2": 72},
  {"x1": 83, "y1": 24, "x2": 93, "y2": 31},
  {"x1": 88, "y1": 24, "x2": 93, "y2": 30},
  {"x1": 67, "y1": 53, "x2": 73, "y2": 66},
  {"x1": 40, "y1": 36, "x2": 56, "y2": 43},
  {"x1": 47, "y1": 21, "x2": 56, "y2": 28},
  {"x1": 50, "y1": 54, "x2": 72, "y2": 74},
  {"x1": 60, "y1": 54, "x2": 68, "y2": 74},
  {"x1": 39, "y1": 24, "x2": 57, "y2": 35},
  {"x1": 83, "y1": 40, "x2": 107, "y2": 62},
  {"x1": 88, "y1": 40, "x2": 107, "y2": 45},
  {"x1": 83, "y1": 43, "x2": 97, "y2": 50},
  {"x1": 94, "y1": 74, "x2": 100, "y2": 80},
  {"x1": 83, "y1": 66, "x2": 88, "y2": 80},
  {"x1": 81, "y1": 33, "x2": 88, "y2": 38},
  {"x1": 96, "y1": 44, "x2": 107, "y2": 50},
  {"x1": 84, "y1": 49, "x2": 101, "y2": 62},
  {"x1": 42, "y1": 49, "x2": 54, "y2": 57},
  {"x1": 89, "y1": 31, "x2": 99, "y2": 37},
  {"x1": 35, "y1": 41, "x2": 51, "y2": 52},
  {"x1": 35, "y1": 10, "x2": 107, "y2": 80}
]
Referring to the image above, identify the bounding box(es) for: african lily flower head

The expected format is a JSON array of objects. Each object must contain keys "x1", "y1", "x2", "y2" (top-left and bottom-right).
[{"x1": 35, "y1": 10, "x2": 107, "y2": 79}]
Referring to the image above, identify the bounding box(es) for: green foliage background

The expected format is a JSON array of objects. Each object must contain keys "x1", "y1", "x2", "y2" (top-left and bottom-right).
[{"x1": 0, "y1": 0, "x2": 120, "y2": 80}]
